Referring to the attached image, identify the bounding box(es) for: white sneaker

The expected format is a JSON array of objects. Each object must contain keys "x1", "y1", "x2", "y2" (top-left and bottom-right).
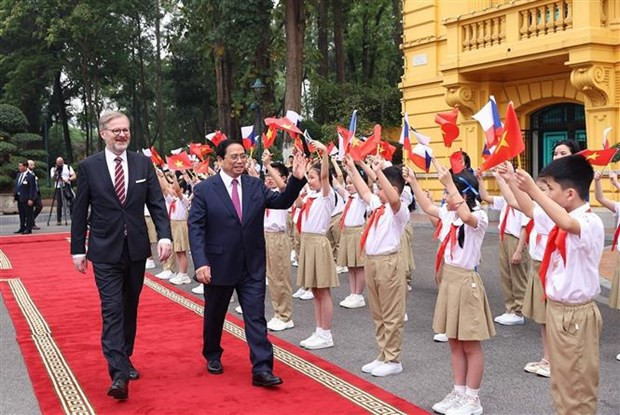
[
  {"x1": 524, "y1": 360, "x2": 541, "y2": 374},
  {"x1": 404, "y1": 313, "x2": 408, "y2": 322},
  {"x1": 433, "y1": 333, "x2": 449, "y2": 342},
  {"x1": 336, "y1": 265, "x2": 348, "y2": 274},
  {"x1": 493, "y1": 312, "x2": 510, "y2": 323},
  {"x1": 292, "y1": 258, "x2": 299, "y2": 267},
  {"x1": 292, "y1": 288, "x2": 306, "y2": 298},
  {"x1": 303, "y1": 334, "x2": 334, "y2": 350},
  {"x1": 371, "y1": 361, "x2": 403, "y2": 377},
  {"x1": 290, "y1": 250, "x2": 297, "y2": 262},
  {"x1": 498, "y1": 312, "x2": 524, "y2": 326},
  {"x1": 299, "y1": 290, "x2": 314, "y2": 300},
  {"x1": 432, "y1": 390, "x2": 463, "y2": 414},
  {"x1": 361, "y1": 359, "x2": 384, "y2": 374},
  {"x1": 234, "y1": 306, "x2": 243, "y2": 314},
  {"x1": 169, "y1": 273, "x2": 191, "y2": 285},
  {"x1": 535, "y1": 360, "x2": 550, "y2": 378},
  {"x1": 145, "y1": 258, "x2": 156, "y2": 269},
  {"x1": 300, "y1": 333, "x2": 319, "y2": 348},
  {"x1": 340, "y1": 294, "x2": 365, "y2": 309},
  {"x1": 155, "y1": 270, "x2": 175, "y2": 280},
  {"x1": 267, "y1": 317, "x2": 294, "y2": 331},
  {"x1": 407, "y1": 284, "x2": 412, "y2": 291},
  {"x1": 191, "y1": 284, "x2": 204, "y2": 294},
  {"x1": 616, "y1": 352, "x2": 620, "y2": 361},
  {"x1": 445, "y1": 394, "x2": 483, "y2": 415}
]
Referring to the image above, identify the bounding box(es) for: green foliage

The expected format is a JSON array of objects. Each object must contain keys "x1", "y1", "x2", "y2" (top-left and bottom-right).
[
  {"x1": 0, "y1": 140, "x2": 18, "y2": 157},
  {"x1": 12, "y1": 132, "x2": 42, "y2": 144},
  {"x1": 0, "y1": 104, "x2": 28, "y2": 133},
  {"x1": 612, "y1": 143, "x2": 620, "y2": 163}
]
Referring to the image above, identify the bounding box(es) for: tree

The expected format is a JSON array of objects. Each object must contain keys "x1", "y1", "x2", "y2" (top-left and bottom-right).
[{"x1": 284, "y1": 0, "x2": 305, "y2": 113}]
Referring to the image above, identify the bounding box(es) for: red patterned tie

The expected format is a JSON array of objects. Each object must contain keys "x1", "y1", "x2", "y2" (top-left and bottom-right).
[
  {"x1": 114, "y1": 157, "x2": 126, "y2": 205},
  {"x1": 435, "y1": 224, "x2": 457, "y2": 274},
  {"x1": 612, "y1": 224, "x2": 620, "y2": 252},
  {"x1": 339, "y1": 196, "x2": 355, "y2": 230},
  {"x1": 359, "y1": 205, "x2": 385, "y2": 251},
  {"x1": 539, "y1": 225, "x2": 567, "y2": 300},
  {"x1": 499, "y1": 206, "x2": 512, "y2": 241}
]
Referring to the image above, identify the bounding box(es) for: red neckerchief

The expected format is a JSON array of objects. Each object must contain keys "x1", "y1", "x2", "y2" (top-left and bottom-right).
[
  {"x1": 435, "y1": 224, "x2": 458, "y2": 275},
  {"x1": 339, "y1": 196, "x2": 355, "y2": 230},
  {"x1": 359, "y1": 205, "x2": 386, "y2": 251},
  {"x1": 296, "y1": 197, "x2": 315, "y2": 234},
  {"x1": 433, "y1": 219, "x2": 443, "y2": 240},
  {"x1": 538, "y1": 225, "x2": 567, "y2": 300},
  {"x1": 499, "y1": 206, "x2": 512, "y2": 241},
  {"x1": 612, "y1": 223, "x2": 620, "y2": 252},
  {"x1": 168, "y1": 199, "x2": 177, "y2": 218}
]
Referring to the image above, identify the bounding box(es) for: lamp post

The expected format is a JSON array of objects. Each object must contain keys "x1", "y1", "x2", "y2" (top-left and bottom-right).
[{"x1": 251, "y1": 78, "x2": 266, "y2": 179}]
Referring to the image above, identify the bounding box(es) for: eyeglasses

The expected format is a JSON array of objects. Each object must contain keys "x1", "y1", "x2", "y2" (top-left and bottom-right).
[
  {"x1": 227, "y1": 153, "x2": 248, "y2": 161},
  {"x1": 106, "y1": 128, "x2": 130, "y2": 136}
]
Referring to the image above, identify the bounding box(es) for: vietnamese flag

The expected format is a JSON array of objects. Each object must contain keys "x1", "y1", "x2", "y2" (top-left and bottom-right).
[
  {"x1": 189, "y1": 143, "x2": 213, "y2": 160},
  {"x1": 166, "y1": 151, "x2": 193, "y2": 171},
  {"x1": 262, "y1": 124, "x2": 278, "y2": 149},
  {"x1": 480, "y1": 102, "x2": 525, "y2": 171},
  {"x1": 577, "y1": 148, "x2": 618, "y2": 166},
  {"x1": 294, "y1": 136, "x2": 316, "y2": 154},
  {"x1": 435, "y1": 107, "x2": 460, "y2": 147},
  {"x1": 193, "y1": 158, "x2": 211, "y2": 174},
  {"x1": 206, "y1": 130, "x2": 227, "y2": 147},
  {"x1": 450, "y1": 149, "x2": 465, "y2": 174},
  {"x1": 377, "y1": 140, "x2": 396, "y2": 161},
  {"x1": 350, "y1": 125, "x2": 382, "y2": 161},
  {"x1": 150, "y1": 146, "x2": 165, "y2": 167},
  {"x1": 265, "y1": 117, "x2": 303, "y2": 139}
]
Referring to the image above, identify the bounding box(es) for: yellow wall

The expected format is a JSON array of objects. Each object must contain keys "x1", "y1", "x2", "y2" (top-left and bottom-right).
[{"x1": 401, "y1": 0, "x2": 620, "y2": 202}]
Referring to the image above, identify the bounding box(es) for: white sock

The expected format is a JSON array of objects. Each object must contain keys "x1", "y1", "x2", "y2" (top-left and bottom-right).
[
  {"x1": 454, "y1": 385, "x2": 466, "y2": 394},
  {"x1": 315, "y1": 327, "x2": 323, "y2": 335},
  {"x1": 465, "y1": 387, "x2": 479, "y2": 398},
  {"x1": 320, "y1": 329, "x2": 332, "y2": 339}
]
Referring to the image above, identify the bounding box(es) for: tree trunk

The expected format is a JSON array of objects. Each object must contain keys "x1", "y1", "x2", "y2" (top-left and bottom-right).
[
  {"x1": 214, "y1": 43, "x2": 234, "y2": 138},
  {"x1": 53, "y1": 71, "x2": 73, "y2": 164},
  {"x1": 332, "y1": 0, "x2": 345, "y2": 83},
  {"x1": 136, "y1": 16, "x2": 152, "y2": 149},
  {"x1": 284, "y1": 0, "x2": 305, "y2": 113},
  {"x1": 367, "y1": 5, "x2": 385, "y2": 82},
  {"x1": 361, "y1": 7, "x2": 369, "y2": 83},
  {"x1": 155, "y1": 1, "x2": 165, "y2": 151},
  {"x1": 391, "y1": 0, "x2": 403, "y2": 49},
  {"x1": 317, "y1": 0, "x2": 329, "y2": 80}
]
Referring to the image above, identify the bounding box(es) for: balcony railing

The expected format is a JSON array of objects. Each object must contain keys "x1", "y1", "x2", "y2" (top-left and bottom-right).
[{"x1": 519, "y1": 0, "x2": 572, "y2": 40}]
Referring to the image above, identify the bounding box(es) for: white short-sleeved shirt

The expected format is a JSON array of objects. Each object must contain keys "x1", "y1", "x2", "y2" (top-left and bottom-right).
[
  {"x1": 438, "y1": 205, "x2": 489, "y2": 270},
  {"x1": 300, "y1": 189, "x2": 336, "y2": 235},
  {"x1": 364, "y1": 195, "x2": 409, "y2": 256},
  {"x1": 165, "y1": 194, "x2": 189, "y2": 221},
  {"x1": 331, "y1": 191, "x2": 345, "y2": 216},
  {"x1": 401, "y1": 185, "x2": 413, "y2": 206},
  {"x1": 615, "y1": 203, "x2": 620, "y2": 229},
  {"x1": 492, "y1": 196, "x2": 529, "y2": 238},
  {"x1": 528, "y1": 205, "x2": 555, "y2": 260},
  {"x1": 537, "y1": 203, "x2": 604, "y2": 303},
  {"x1": 341, "y1": 192, "x2": 367, "y2": 228},
  {"x1": 264, "y1": 189, "x2": 288, "y2": 233}
]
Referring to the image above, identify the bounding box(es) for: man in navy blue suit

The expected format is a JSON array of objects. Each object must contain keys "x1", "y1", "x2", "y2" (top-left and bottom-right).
[
  {"x1": 13, "y1": 161, "x2": 37, "y2": 234},
  {"x1": 188, "y1": 140, "x2": 307, "y2": 387}
]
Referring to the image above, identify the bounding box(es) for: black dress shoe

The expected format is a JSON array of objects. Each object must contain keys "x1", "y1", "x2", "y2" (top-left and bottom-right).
[
  {"x1": 13, "y1": 229, "x2": 24, "y2": 234},
  {"x1": 128, "y1": 363, "x2": 140, "y2": 380},
  {"x1": 22, "y1": 230, "x2": 32, "y2": 234},
  {"x1": 107, "y1": 377, "x2": 129, "y2": 400},
  {"x1": 207, "y1": 360, "x2": 223, "y2": 374},
  {"x1": 252, "y1": 371, "x2": 283, "y2": 387},
  {"x1": 32, "y1": 225, "x2": 40, "y2": 230}
]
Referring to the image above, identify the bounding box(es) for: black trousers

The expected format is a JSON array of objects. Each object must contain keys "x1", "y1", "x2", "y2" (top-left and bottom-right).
[
  {"x1": 203, "y1": 273, "x2": 273, "y2": 375},
  {"x1": 17, "y1": 200, "x2": 33, "y2": 231},
  {"x1": 32, "y1": 195, "x2": 42, "y2": 223},
  {"x1": 92, "y1": 240, "x2": 146, "y2": 380}
]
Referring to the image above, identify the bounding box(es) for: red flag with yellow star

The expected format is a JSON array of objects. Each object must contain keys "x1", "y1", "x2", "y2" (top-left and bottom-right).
[
  {"x1": 193, "y1": 158, "x2": 211, "y2": 174},
  {"x1": 265, "y1": 117, "x2": 303, "y2": 139},
  {"x1": 350, "y1": 125, "x2": 382, "y2": 161},
  {"x1": 577, "y1": 148, "x2": 618, "y2": 166},
  {"x1": 189, "y1": 143, "x2": 213, "y2": 160},
  {"x1": 261, "y1": 124, "x2": 278, "y2": 149},
  {"x1": 166, "y1": 152, "x2": 193, "y2": 171},
  {"x1": 480, "y1": 102, "x2": 524, "y2": 171},
  {"x1": 150, "y1": 146, "x2": 165, "y2": 167},
  {"x1": 435, "y1": 107, "x2": 460, "y2": 147},
  {"x1": 377, "y1": 140, "x2": 396, "y2": 161}
]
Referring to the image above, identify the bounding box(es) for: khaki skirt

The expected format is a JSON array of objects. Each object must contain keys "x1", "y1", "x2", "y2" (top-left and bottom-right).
[
  {"x1": 433, "y1": 264, "x2": 496, "y2": 341},
  {"x1": 522, "y1": 259, "x2": 546, "y2": 324},
  {"x1": 145, "y1": 216, "x2": 158, "y2": 244},
  {"x1": 171, "y1": 219, "x2": 190, "y2": 252},
  {"x1": 297, "y1": 232, "x2": 339, "y2": 289},
  {"x1": 337, "y1": 226, "x2": 364, "y2": 268},
  {"x1": 609, "y1": 254, "x2": 620, "y2": 309}
]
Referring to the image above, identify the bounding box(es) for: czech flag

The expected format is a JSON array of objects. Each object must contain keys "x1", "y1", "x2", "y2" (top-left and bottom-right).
[
  {"x1": 241, "y1": 125, "x2": 255, "y2": 150},
  {"x1": 472, "y1": 96, "x2": 503, "y2": 148},
  {"x1": 410, "y1": 143, "x2": 433, "y2": 173}
]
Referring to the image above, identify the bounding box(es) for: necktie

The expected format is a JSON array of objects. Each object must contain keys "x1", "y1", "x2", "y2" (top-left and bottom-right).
[
  {"x1": 296, "y1": 197, "x2": 315, "y2": 234},
  {"x1": 539, "y1": 225, "x2": 567, "y2": 299},
  {"x1": 231, "y1": 178, "x2": 242, "y2": 221},
  {"x1": 265, "y1": 208, "x2": 270, "y2": 217},
  {"x1": 612, "y1": 223, "x2": 620, "y2": 252},
  {"x1": 499, "y1": 206, "x2": 512, "y2": 241},
  {"x1": 339, "y1": 196, "x2": 355, "y2": 230},
  {"x1": 114, "y1": 157, "x2": 126, "y2": 205},
  {"x1": 435, "y1": 224, "x2": 458, "y2": 274},
  {"x1": 359, "y1": 205, "x2": 385, "y2": 252}
]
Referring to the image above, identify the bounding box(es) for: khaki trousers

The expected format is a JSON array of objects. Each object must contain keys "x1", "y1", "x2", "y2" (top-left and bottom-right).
[
  {"x1": 326, "y1": 213, "x2": 342, "y2": 260},
  {"x1": 498, "y1": 234, "x2": 530, "y2": 314},
  {"x1": 365, "y1": 253, "x2": 406, "y2": 362},
  {"x1": 547, "y1": 299, "x2": 602, "y2": 415},
  {"x1": 265, "y1": 232, "x2": 293, "y2": 322}
]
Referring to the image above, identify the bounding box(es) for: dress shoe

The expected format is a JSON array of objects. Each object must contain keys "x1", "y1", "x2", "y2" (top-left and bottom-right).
[
  {"x1": 252, "y1": 371, "x2": 283, "y2": 387},
  {"x1": 32, "y1": 225, "x2": 40, "y2": 230},
  {"x1": 128, "y1": 363, "x2": 140, "y2": 380},
  {"x1": 207, "y1": 360, "x2": 223, "y2": 374},
  {"x1": 107, "y1": 377, "x2": 129, "y2": 400},
  {"x1": 22, "y1": 230, "x2": 32, "y2": 234},
  {"x1": 13, "y1": 229, "x2": 24, "y2": 234}
]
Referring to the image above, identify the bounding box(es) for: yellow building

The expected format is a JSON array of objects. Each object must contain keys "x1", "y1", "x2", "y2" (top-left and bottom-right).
[{"x1": 401, "y1": 0, "x2": 620, "y2": 200}]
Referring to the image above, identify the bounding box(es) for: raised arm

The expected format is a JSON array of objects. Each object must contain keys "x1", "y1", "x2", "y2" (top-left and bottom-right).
[
  {"x1": 437, "y1": 161, "x2": 478, "y2": 228},
  {"x1": 373, "y1": 159, "x2": 401, "y2": 213},
  {"x1": 263, "y1": 150, "x2": 286, "y2": 192},
  {"x1": 493, "y1": 166, "x2": 520, "y2": 210},
  {"x1": 344, "y1": 155, "x2": 373, "y2": 205},
  {"x1": 402, "y1": 165, "x2": 440, "y2": 218},
  {"x1": 331, "y1": 157, "x2": 344, "y2": 187},
  {"x1": 357, "y1": 158, "x2": 377, "y2": 186},
  {"x1": 476, "y1": 170, "x2": 494, "y2": 204},
  {"x1": 594, "y1": 171, "x2": 617, "y2": 212}
]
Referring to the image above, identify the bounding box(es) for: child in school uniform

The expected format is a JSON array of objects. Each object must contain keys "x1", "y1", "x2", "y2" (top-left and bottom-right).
[
  {"x1": 344, "y1": 155, "x2": 409, "y2": 377},
  {"x1": 291, "y1": 187, "x2": 314, "y2": 300},
  {"x1": 334, "y1": 168, "x2": 368, "y2": 309},
  {"x1": 594, "y1": 169, "x2": 620, "y2": 361},
  {"x1": 297, "y1": 142, "x2": 339, "y2": 350},
  {"x1": 164, "y1": 176, "x2": 191, "y2": 285},
  {"x1": 514, "y1": 155, "x2": 603, "y2": 415},
  {"x1": 400, "y1": 184, "x2": 416, "y2": 289},
  {"x1": 404, "y1": 163, "x2": 495, "y2": 415},
  {"x1": 480, "y1": 170, "x2": 530, "y2": 326},
  {"x1": 262, "y1": 155, "x2": 295, "y2": 332},
  {"x1": 327, "y1": 166, "x2": 346, "y2": 274}
]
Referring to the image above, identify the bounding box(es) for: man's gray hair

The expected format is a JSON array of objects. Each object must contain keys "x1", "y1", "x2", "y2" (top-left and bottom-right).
[{"x1": 99, "y1": 111, "x2": 129, "y2": 131}]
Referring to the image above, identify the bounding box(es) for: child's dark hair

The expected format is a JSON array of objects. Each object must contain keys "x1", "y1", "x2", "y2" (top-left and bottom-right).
[
  {"x1": 552, "y1": 139, "x2": 580, "y2": 155},
  {"x1": 538, "y1": 154, "x2": 593, "y2": 200},
  {"x1": 311, "y1": 162, "x2": 333, "y2": 187},
  {"x1": 270, "y1": 162, "x2": 288, "y2": 179},
  {"x1": 452, "y1": 169, "x2": 481, "y2": 212},
  {"x1": 382, "y1": 166, "x2": 405, "y2": 194}
]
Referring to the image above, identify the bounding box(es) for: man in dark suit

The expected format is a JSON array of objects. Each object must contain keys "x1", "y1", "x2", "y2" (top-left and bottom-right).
[
  {"x1": 27, "y1": 160, "x2": 43, "y2": 229},
  {"x1": 13, "y1": 161, "x2": 36, "y2": 234},
  {"x1": 71, "y1": 111, "x2": 172, "y2": 400},
  {"x1": 188, "y1": 140, "x2": 307, "y2": 387}
]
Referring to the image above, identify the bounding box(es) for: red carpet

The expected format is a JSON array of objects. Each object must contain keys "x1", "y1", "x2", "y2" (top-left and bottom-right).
[{"x1": 0, "y1": 233, "x2": 427, "y2": 414}]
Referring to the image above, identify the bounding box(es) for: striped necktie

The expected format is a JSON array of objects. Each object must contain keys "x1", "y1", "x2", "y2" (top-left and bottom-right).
[{"x1": 114, "y1": 157, "x2": 126, "y2": 205}]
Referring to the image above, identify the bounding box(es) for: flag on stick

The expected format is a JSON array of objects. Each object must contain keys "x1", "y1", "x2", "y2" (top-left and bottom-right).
[
  {"x1": 262, "y1": 124, "x2": 277, "y2": 149},
  {"x1": 480, "y1": 102, "x2": 525, "y2": 171},
  {"x1": 149, "y1": 146, "x2": 165, "y2": 167},
  {"x1": 189, "y1": 143, "x2": 213, "y2": 160},
  {"x1": 450, "y1": 149, "x2": 465, "y2": 174},
  {"x1": 603, "y1": 127, "x2": 612, "y2": 150},
  {"x1": 472, "y1": 96, "x2": 503, "y2": 148},
  {"x1": 193, "y1": 159, "x2": 211, "y2": 174},
  {"x1": 577, "y1": 148, "x2": 618, "y2": 166},
  {"x1": 435, "y1": 107, "x2": 460, "y2": 147},
  {"x1": 241, "y1": 125, "x2": 255, "y2": 150},
  {"x1": 206, "y1": 130, "x2": 227, "y2": 146},
  {"x1": 166, "y1": 151, "x2": 193, "y2": 171},
  {"x1": 410, "y1": 144, "x2": 433, "y2": 173}
]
